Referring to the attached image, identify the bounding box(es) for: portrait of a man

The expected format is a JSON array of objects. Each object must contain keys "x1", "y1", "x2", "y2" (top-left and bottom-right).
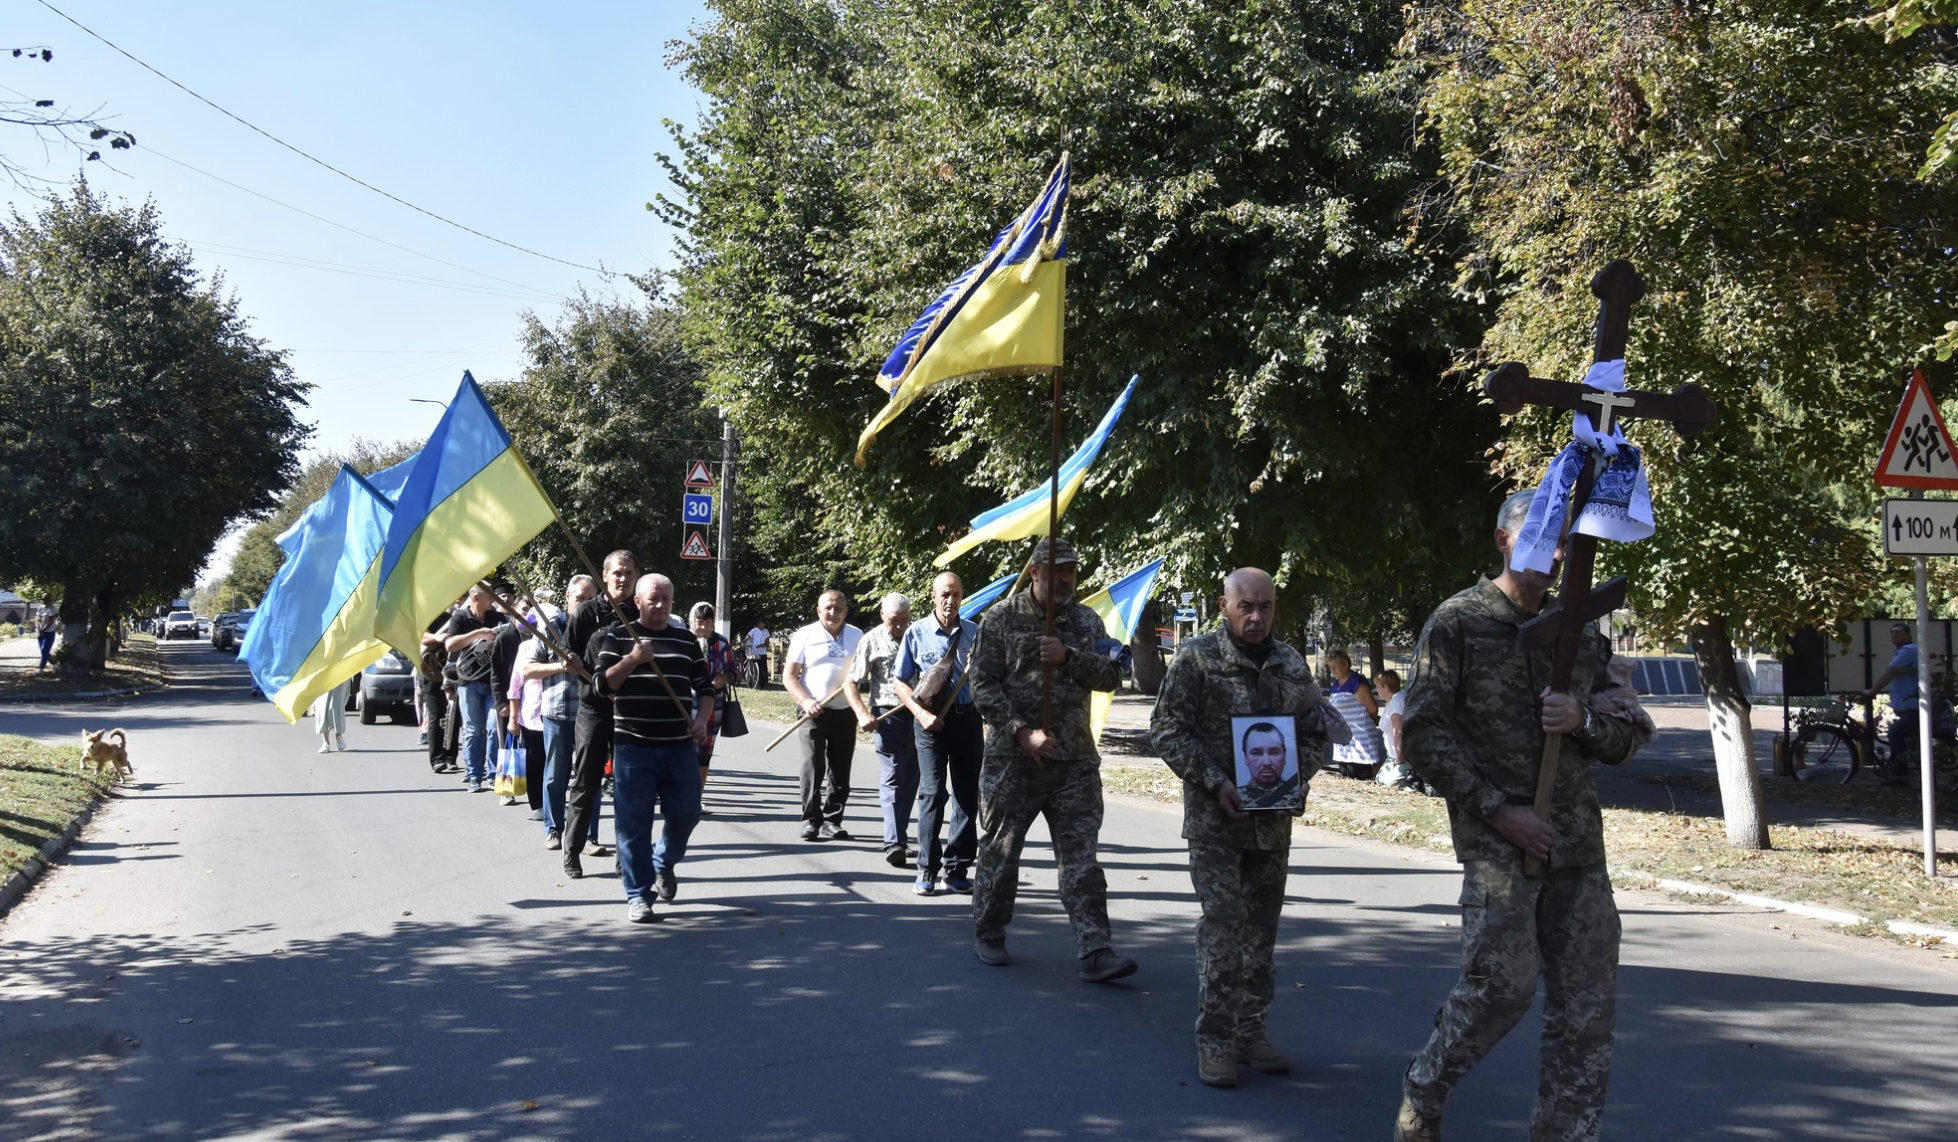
[{"x1": 1233, "y1": 715, "x2": 1301, "y2": 811}]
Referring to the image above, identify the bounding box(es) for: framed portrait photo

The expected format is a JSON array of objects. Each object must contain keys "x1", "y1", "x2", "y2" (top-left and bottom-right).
[{"x1": 1233, "y1": 714, "x2": 1302, "y2": 812}]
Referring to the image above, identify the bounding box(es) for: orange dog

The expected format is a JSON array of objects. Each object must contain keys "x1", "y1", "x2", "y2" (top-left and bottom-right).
[{"x1": 81, "y1": 728, "x2": 133, "y2": 783}]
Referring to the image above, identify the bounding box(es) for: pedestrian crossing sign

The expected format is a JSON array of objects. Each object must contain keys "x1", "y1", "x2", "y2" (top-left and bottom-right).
[
  {"x1": 1874, "y1": 370, "x2": 1958, "y2": 489},
  {"x1": 680, "y1": 530, "x2": 712, "y2": 560}
]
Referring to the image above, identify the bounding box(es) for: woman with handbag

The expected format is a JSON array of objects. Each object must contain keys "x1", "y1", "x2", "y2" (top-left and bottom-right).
[{"x1": 690, "y1": 603, "x2": 738, "y2": 800}]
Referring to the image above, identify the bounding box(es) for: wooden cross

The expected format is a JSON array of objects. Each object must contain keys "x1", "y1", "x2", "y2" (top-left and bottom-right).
[{"x1": 1481, "y1": 259, "x2": 1720, "y2": 875}]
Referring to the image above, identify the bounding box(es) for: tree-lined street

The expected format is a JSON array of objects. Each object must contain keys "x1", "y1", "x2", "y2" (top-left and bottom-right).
[{"x1": 3, "y1": 643, "x2": 1954, "y2": 1141}]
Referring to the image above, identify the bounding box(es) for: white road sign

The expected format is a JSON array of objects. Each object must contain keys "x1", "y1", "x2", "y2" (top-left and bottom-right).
[{"x1": 1881, "y1": 498, "x2": 1958, "y2": 555}]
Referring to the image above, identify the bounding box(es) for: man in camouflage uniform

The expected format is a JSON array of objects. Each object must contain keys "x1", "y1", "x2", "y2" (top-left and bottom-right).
[
  {"x1": 1395, "y1": 490, "x2": 1643, "y2": 1142},
  {"x1": 1150, "y1": 567, "x2": 1350, "y2": 1087},
  {"x1": 970, "y1": 536, "x2": 1138, "y2": 983}
]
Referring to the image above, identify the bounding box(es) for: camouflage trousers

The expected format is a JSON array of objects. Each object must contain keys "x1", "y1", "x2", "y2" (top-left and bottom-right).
[
  {"x1": 1405, "y1": 857, "x2": 1620, "y2": 1142},
  {"x1": 1190, "y1": 838, "x2": 1289, "y2": 1049},
  {"x1": 971, "y1": 754, "x2": 1112, "y2": 957}
]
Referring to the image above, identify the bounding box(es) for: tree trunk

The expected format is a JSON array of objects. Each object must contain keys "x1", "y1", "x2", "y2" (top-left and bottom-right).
[
  {"x1": 86, "y1": 584, "x2": 117, "y2": 670},
  {"x1": 1691, "y1": 615, "x2": 1769, "y2": 850},
  {"x1": 1130, "y1": 598, "x2": 1166, "y2": 697},
  {"x1": 1367, "y1": 627, "x2": 1386, "y2": 678}
]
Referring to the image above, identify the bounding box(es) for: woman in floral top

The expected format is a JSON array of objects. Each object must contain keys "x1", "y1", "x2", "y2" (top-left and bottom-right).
[{"x1": 690, "y1": 602, "x2": 735, "y2": 798}]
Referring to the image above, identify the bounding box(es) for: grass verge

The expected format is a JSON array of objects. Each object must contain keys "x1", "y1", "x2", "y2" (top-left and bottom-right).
[
  {"x1": 0, "y1": 632, "x2": 164, "y2": 699},
  {"x1": 1102, "y1": 762, "x2": 1958, "y2": 938},
  {"x1": 0, "y1": 733, "x2": 112, "y2": 880}
]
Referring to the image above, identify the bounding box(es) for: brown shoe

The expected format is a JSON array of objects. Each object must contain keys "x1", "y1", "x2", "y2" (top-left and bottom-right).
[
  {"x1": 1393, "y1": 1095, "x2": 1441, "y2": 1142},
  {"x1": 1198, "y1": 1043, "x2": 1238, "y2": 1088},
  {"x1": 1237, "y1": 1037, "x2": 1290, "y2": 1074}
]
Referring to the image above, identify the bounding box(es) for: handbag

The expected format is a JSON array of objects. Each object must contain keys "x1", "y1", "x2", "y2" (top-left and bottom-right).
[
  {"x1": 493, "y1": 731, "x2": 527, "y2": 798},
  {"x1": 909, "y1": 627, "x2": 965, "y2": 714},
  {"x1": 719, "y1": 690, "x2": 750, "y2": 738}
]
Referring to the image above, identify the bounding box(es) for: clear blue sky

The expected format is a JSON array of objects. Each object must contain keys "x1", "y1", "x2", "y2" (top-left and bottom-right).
[{"x1": 3, "y1": 1, "x2": 713, "y2": 571}]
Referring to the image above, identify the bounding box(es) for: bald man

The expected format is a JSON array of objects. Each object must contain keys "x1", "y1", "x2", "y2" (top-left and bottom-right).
[
  {"x1": 1150, "y1": 567, "x2": 1349, "y2": 1088},
  {"x1": 784, "y1": 589, "x2": 864, "y2": 842}
]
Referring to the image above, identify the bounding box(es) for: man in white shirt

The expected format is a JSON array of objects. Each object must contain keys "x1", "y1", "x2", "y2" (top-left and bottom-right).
[
  {"x1": 746, "y1": 620, "x2": 772, "y2": 684},
  {"x1": 783, "y1": 590, "x2": 862, "y2": 841}
]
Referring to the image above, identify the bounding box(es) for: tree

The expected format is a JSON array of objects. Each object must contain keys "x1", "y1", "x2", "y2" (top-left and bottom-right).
[
  {"x1": 3, "y1": 45, "x2": 135, "y2": 186},
  {"x1": 1402, "y1": 0, "x2": 1957, "y2": 846},
  {"x1": 663, "y1": 0, "x2": 1498, "y2": 632},
  {"x1": 485, "y1": 282, "x2": 732, "y2": 613},
  {"x1": 222, "y1": 437, "x2": 422, "y2": 606},
  {"x1": 0, "y1": 183, "x2": 307, "y2": 670}
]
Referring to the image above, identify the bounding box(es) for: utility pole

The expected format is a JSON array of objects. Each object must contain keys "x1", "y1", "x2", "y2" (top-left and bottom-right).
[{"x1": 715, "y1": 412, "x2": 737, "y2": 642}]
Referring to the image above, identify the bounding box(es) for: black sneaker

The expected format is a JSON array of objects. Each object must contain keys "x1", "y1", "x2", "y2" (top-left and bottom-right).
[
  {"x1": 1079, "y1": 948, "x2": 1138, "y2": 983},
  {"x1": 884, "y1": 847, "x2": 909, "y2": 868},
  {"x1": 563, "y1": 852, "x2": 584, "y2": 880},
  {"x1": 657, "y1": 868, "x2": 678, "y2": 903}
]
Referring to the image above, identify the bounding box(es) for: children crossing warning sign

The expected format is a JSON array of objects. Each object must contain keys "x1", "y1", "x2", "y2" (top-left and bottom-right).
[
  {"x1": 1874, "y1": 370, "x2": 1958, "y2": 490},
  {"x1": 680, "y1": 530, "x2": 712, "y2": 560}
]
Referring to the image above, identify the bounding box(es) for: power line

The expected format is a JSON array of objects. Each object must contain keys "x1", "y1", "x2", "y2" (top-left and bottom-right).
[
  {"x1": 143, "y1": 144, "x2": 570, "y2": 298},
  {"x1": 33, "y1": 0, "x2": 606, "y2": 273},
  {"x1": 182, "y1": 239, "x2": 565, "y2": 304}
]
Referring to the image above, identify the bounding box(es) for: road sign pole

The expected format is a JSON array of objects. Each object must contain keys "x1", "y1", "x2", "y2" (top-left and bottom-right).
[
  {"x1": 1915, "y1": 488, "x2": 1938, "y2": 877},
  {"x1": 715, "y1": 414, "x2": 736, "y2": 642}
]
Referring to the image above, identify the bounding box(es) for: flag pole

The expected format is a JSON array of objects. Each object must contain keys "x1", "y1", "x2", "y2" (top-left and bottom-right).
[{"x1": 1041, "y1": 365, "x2": 1062, "y2": 738}]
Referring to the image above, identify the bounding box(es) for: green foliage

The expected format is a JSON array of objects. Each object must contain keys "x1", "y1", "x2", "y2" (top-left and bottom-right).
[
  {"x1": 221, "y1": 437, "x2": 420, "y2": 606},
  {"x1": 0, "y1": 183, "x2": 308, "y2": 663},
  {"x1": 484, "y1": 284, "x2": 735, "y2": 615},
  {"x1": 664, "y1": 0, "x2": 1498, "y2": 639},
  {"x1": 1403, "y1": 0, "x2": 1958, "y2": 646}
]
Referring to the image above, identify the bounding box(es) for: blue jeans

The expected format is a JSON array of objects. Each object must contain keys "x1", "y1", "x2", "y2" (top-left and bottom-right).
[
  {"x1": 613, "y1": 739, "x2": 702, "y2": 903},
  {"x1": 541, "y1": 715, "x2": 596, "y2": 841},
  {"x1": 456, "y1": 680, "x2": 494, "y2": 783},
  {"x1": 874, "y1": 706, "x2": 919, "y2": 851},
  {"x1": 37, "y1": 631, "x2": 55, "y2": 669},
  {"x1": 915, "y1": 703, "x2": 983, "y2": 878}
]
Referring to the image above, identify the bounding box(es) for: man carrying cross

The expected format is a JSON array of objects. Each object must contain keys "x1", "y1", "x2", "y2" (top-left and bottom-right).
[{"x1": 1394, "y1": 490, "x2": 1643, "y2": 1142}]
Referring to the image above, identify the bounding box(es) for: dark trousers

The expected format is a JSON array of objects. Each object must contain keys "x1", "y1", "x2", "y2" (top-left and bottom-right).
[
  {"x1": 563, "y1": 702, "x2": 612, "y2": 856},
  {"x1": 915, "y1": 703, "x2": 982, "y2": 877},
  {"x1": 425, "y1": 684, "x2": 456, "y2": 771},
  {"x1": 520, "y1": 726, "x2": 545, "y2": 811},
  {"x1": 800, "y1": 706, "x2": 856, "y2": 825},
  {"x1": 874, "y1": 706, "x2": 919, "y2": 851}
]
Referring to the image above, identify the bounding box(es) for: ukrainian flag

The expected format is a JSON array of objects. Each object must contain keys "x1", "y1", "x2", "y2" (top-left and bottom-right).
[
  {"x1": 1081, "y1": 558, "x2": 1165, "y2": 744},
  {"x1": 934, "y1": 376, "x2": 1138, "y2": 568},
  {"x1": 240, "y1": 465, "x2": 396, "y2": 722},
  {"x1": 372, "y1": 372, "x2": 557, "y2": 656},
  {"x1": 855, "y1": 154, "x2": 1070, "y2": 466},
  {"x1": 958, "y1": 570, "x2": 1019, "y2": 621}
]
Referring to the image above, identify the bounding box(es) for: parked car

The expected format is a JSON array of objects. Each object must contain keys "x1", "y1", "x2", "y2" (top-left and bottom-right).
[
  {"x1": 196, "y1": 615, "x2": 212, "y2": 637},
  {"x1": 210, "y1": 612, "x2": 238, "y2": 651},
  {"x1": 227, "y1": 609, "x2": 256, "y2": 655},
  {"x1": 164, "y1": 610, "x2": 198, "y2": 640},
  {"x1": 357, "y1": 650, "x2": 416, "y2": 724}
]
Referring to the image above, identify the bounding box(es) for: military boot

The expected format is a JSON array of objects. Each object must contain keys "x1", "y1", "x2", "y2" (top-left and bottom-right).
[
  {"x1": 1197, "y1": 1043, "x2": 1239, "y2": 1087},
  {"x1": 1237, "y1": 1036, "x2": 1291, "y2": 1074},
  {"x1": 1392, "y1": 1094, "x2": 1441, "y2": 1142}
]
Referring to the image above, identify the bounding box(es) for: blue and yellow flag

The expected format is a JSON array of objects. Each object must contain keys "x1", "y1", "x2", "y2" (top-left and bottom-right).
[
  {"x1": 1081, "y1": 557, "x2": 1165, "y2": 743},
  {"x1": 958, "y1": 570, "x2": 1019, "y2": 621},
  {"x1": 372, "y1": 372, "x2": 557, "y2": 656},
  {"x1": 855, "y1": 154, "x2": 1070, "y2": 466},
  {"x1": 934, "y1": 376, "x2": 1137, "y2": 568},
  {"x1": 240, "y1": 466, "x2": 396, "y2": 722}
]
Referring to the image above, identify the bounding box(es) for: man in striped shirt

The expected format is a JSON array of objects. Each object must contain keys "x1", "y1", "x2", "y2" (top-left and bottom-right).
[{"x1": 591, "y1": 573, "x2": 715, "y2": 924}]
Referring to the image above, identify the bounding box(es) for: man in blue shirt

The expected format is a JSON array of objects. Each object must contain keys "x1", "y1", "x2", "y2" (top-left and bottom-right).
[
  {"x1": 1862, "y1": 622, "x2": 1920, "y2": 784},
  {"x1": 897, "y1": 571, "x2": 983, "y2": 895}
]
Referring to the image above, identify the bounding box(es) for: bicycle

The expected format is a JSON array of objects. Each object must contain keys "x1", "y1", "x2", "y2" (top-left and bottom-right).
[{"x1": 1786, "y1": 689, "x2": 1958, "y2": 788}]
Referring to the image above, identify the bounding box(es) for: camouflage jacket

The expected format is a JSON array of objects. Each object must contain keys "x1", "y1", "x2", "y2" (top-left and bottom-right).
[
  {"x1": 1150, "y1": 627, "x2": 1345, "y2": 851},
  {"x1": 1403, "y1": 577, "x2": 1640, "y2": 868},
  {"x1": 971, "y1": 589, "x2": 1121, "y2": 763}
]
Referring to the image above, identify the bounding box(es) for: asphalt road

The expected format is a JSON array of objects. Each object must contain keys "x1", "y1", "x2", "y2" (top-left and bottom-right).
[{"x1": 2, "y1": 642, "x2": 1955, "y2": 1141}]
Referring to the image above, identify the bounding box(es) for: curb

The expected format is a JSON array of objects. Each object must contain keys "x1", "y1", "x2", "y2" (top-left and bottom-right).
[
  {"x1": 0, "y1": 686, "x2": 151, "y2": 704},
  {"x1": 0, "y1": 798, "x2": 101, "y2": 920},
  {"x1": 1631, "y1": 872, "x2": 1958, "y2": 943}
]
